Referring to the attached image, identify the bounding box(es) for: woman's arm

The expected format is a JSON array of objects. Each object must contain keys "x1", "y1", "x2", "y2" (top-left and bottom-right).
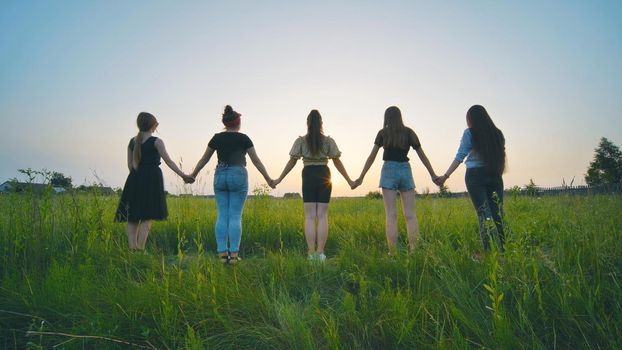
[
  {"x1": 275, "y1": 157, "x2": 298, "y2": 186},
  {"x1": 356, "y1": 145, "x2": 380, "y2": 185},
  {"x1": 436, "y1": 130, "x2": 470, "y2": 186},
  {"x1": 436, "y1": 160, "x2": 461, "y2": 186},
  {"x1": 247, "y1": 147, "x2": 273, "y2": 185},
  {"x1": 332, "y1": 158, "x2": 355, "y2": 187},
  {"x1": 415, "y1": 147, "x2": 438, "y2": 181},
  {"x1": 154, "y1": 139, "x2": 193, "y2": 181},
  {"x1": 190, "y1": 146, "x2": 215, "y2": 179},
  {"x1": 127, "y1": 144, "x2": 133, "y2": 172}
]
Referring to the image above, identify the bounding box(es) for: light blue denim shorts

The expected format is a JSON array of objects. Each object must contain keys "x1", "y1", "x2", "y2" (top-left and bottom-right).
[{"x1": 379, "y1": 161, "x2": 415, "y2": 192}]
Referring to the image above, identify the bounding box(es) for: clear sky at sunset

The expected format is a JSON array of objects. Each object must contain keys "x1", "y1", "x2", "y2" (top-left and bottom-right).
[{"x1": 1, "y1": 1, "x2": 621, "y2": 196}]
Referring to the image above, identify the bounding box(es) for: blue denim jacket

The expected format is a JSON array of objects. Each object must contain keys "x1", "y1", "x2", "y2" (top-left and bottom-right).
[{"x1": 455, "y1": 128, "x2": 484, "y2": 168}]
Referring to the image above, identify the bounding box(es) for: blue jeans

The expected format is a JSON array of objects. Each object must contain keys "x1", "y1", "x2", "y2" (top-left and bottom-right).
[
  {"x1": 214, "y1": 166, "x2": 248, "y2": 254},
  {"x1": 379, "y1": 161, "x2": 416, "y2": 191}
]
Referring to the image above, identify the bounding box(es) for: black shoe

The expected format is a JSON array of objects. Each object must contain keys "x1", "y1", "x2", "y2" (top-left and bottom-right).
[{"x1": 219, "y1": 254, "x2": 230, "y2": 264}]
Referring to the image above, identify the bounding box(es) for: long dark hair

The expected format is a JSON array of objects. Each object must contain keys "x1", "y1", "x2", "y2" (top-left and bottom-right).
[
  {"x1": 382, "y1": 106, "x2": 409, "y2": 149},
  {"x1": 467, "y1": 105, "x2": 506, "y2": 174},
  {"x1": 133, "y1": 112, "x2": 158, "y2": 170},
  {"x1": 306, "y1": 110, "x2": 325, "y2": 156}
]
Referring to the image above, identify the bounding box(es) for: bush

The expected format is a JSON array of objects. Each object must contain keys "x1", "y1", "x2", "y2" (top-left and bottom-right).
[{"x1": 365, "y1": 191, "x2": 382, "y2": 199}]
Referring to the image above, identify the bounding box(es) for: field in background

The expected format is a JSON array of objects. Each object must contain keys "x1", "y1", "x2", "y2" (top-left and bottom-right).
[{"x1": 0, "y1": 191, "x2": 621, "y2": 349}]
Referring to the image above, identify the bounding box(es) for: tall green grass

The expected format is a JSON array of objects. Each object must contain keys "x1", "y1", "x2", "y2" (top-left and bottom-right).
[{"x1": 0, "y1": 189, "x2": 620, "y2": 349}]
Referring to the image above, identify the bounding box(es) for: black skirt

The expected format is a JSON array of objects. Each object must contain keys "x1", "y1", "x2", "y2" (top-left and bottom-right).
[
  {"x1": 115, "y1": 166, "x2": 168, "y2": 222},
  {"x1": 302, "y1": 165, "x2": 332, "y2": 203}
]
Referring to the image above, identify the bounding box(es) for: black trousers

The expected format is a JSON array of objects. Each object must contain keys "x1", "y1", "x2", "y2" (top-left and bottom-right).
[{"x1": 465, "y1": 167, "x2": 505, "y2": 251}]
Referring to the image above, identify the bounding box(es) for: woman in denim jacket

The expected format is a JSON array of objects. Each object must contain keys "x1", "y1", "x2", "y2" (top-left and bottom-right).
[
  {"x1": 190, "y1": 105, "x2": 274, "y2": 263},
  {"x1": 354, "y1": 106, "x2": 438, "y2": 254},
  {"x1": 436, "y1": 105, "x2": 506, "y2": 254}
]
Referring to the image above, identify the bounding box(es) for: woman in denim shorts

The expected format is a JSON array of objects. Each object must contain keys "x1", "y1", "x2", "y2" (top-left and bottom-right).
[
  {"x1": 190, "y1": 105, "x2": 275, "y2": 263},
  {"x1": 355, "y1": 106, "x2": 439, "y2": 253}
]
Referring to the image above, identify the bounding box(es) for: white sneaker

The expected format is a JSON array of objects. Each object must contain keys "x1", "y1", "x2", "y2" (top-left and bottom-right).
[
  {"x1": 308, "y1": 254, "x2": 317, "y2": 261},
  {"x1": 318, "y1": 253, "x2": 326, "y2": 262}
]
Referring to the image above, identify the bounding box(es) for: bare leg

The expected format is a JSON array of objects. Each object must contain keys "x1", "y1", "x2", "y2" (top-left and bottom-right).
[
  {"x1": 400, "y1": 189, "x2": 419, "y2": 253},
  {"x1": 304, "y1": 203, "x2": 318, "y2": 255},
  {"x1": 127, "y1": 222, "x2": 139, "y2": 250},
  {"x1": 136, "y1": 220, "x2": 153, "y2": 250},
  {"x1": 316, "y1": 203, "x2": 329, "y2": 254},
  {"x1": 382, "y1": 189, "x2": 399, "y2": 253}
]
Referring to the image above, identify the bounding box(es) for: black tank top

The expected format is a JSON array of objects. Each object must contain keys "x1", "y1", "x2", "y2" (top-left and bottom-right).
[{"x1": 129, "y1": 136, "x2": 161, "y2": 167}]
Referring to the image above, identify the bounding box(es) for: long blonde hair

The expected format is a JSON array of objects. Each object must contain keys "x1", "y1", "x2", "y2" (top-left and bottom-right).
[{"x1": 133, "y1": 112, "x2": 158, "y2": 170}]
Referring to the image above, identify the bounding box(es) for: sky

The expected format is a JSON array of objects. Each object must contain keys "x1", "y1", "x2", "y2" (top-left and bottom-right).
[{"x1": 1, "y1": 0, "x2": 621, "y2": 196}]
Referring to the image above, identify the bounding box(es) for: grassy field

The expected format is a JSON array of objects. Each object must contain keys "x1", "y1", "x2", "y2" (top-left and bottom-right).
[{"x1": 0, "y1": 189, "x2": 621, "y2": 349}]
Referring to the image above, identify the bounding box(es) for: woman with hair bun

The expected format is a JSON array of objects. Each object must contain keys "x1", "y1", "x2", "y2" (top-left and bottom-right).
[
  {"x1": 115, "y1": 112, "x2": 194, "y2": 251},
  {"x1": 190, "y1": 105, "x2": 274, "y2": 264},
  {"x1": 273, "y1": 110, "x2": 355, "y2": 262}
]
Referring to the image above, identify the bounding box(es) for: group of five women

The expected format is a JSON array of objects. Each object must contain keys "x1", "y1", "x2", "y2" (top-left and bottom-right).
[{"x1": 115, "y1": 105, "x2": 506, "y2": 263}]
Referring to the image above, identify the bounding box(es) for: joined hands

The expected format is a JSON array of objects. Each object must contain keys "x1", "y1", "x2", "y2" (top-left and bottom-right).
[
  {"x1": 268, "y1": 178, "x2": 281, "y2": 189},
  {"x1": 433, "y1": 175, "x2": 447, "y2": 187},
  {"x1": 183, "y1": 174, "x2": 195, "y2": 184},
  {"x1": 350, "y1": 178, "x2": 363, "y2": 190}
]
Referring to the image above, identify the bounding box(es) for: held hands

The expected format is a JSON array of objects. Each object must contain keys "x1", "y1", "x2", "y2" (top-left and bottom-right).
[
  {"x1": 350, "y1": 177, "x2": 363, "y2": 190},
  {"x1": 433, "y1": 175, "x2": 448, "y2": 187},
  {"x1": 268, "y1": 178, "x2": 281, "y2": 189},
  {"x1": 182, "y1": 174, "x2": 195, "y2": 184}
]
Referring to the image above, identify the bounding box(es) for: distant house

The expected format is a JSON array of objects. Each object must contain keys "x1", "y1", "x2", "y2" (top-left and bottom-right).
[
  {"x1": 0, "y1": 181, "x2": 69, "y2": 194},
  {"x1": 0, "y1": 181, "x2": 12, "y2": 193},
  {"x1": 100, "y1": 187, "x2": 116, "y2": 195},
  {"x1": 283, "y1": 192, "x2": 302, "y2": 199},
  {"x1": 0, "y1": 181, "x2": 47, "y2": 193}
]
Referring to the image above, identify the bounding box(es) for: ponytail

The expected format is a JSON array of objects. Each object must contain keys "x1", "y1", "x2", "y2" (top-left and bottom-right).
[
  {"x1": 306, "y1": 109, "x2": 324, "y2": 156},
  {"x1": 132, "y1": 112, "x2": 158, "y2": 170},
  {"x1": 132, "y1": 132, "x2": 143, "y2": 170}
]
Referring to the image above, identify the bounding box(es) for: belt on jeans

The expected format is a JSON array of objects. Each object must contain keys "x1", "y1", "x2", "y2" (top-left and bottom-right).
[{"x1": 216, "y1": 163, "x2": 245, "y2": 169}]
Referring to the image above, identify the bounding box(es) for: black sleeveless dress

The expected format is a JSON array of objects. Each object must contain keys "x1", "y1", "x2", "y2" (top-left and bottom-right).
[{"x1": 115, "y1": 137, "x2": 168, "y2": 222}]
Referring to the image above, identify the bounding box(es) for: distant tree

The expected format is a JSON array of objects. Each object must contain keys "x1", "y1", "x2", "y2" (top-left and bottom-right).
[
  {"x1": 524, "y1": 178, "x2": 539, "y2": 196},
  {"x1": 18, "y1": 168, "x2": 51, "y2": 183},
  {"x1": 585, "y1": 137, "x2": 622, "y2": 186},
  {"x1": 50, "y1": 172, "x2": 72, "y2": 189},
  {"x1": 508, "y1": 185, "x2": 522, "y2": 197},
  {"x1": 438, "y1": 184, "x2": 451, "y2": 198},
  {"x1": 365, "y1": 191, "x2": 382, "y2": 199}
]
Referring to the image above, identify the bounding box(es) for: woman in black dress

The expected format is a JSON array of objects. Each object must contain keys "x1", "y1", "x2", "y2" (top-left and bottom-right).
[{"x1": 115, "y1": 112, "x2": 193, "y2": 251}]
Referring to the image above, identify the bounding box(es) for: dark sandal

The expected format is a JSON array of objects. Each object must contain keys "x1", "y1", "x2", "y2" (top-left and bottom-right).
[
  {"x1": 219, "y1": 254, "x2": 230, "y2": 264},
  {"x1": 229, "y1": 256, "x2": 241, "y2": 264}
]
